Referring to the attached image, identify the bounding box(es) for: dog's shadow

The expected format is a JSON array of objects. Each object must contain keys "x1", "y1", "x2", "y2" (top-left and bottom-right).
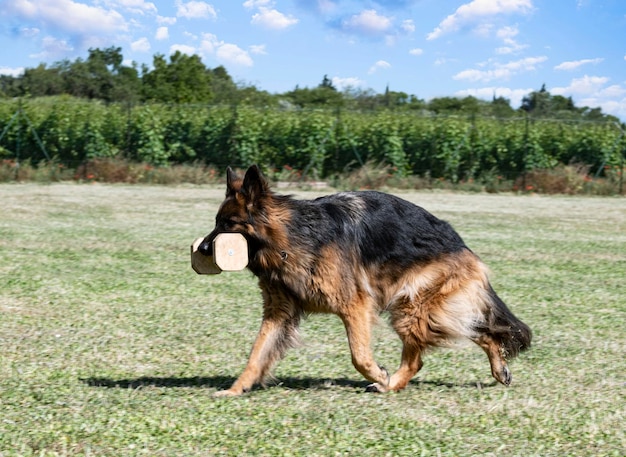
[{"x1": 81, "y1": 375, "x2": 497, "y2": 391}]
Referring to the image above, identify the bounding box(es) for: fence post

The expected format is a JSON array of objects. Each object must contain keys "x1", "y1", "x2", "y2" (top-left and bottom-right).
[
  {"x1": 522, "y1": 113, "x2": 530, "y2": 190},
  {"x1": 619, "y1": 140, "x2": 626, "y2": 195}
]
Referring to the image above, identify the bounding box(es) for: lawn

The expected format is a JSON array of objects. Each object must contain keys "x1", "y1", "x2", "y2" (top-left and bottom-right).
[{"x1": 0, "y1": 183, "x2": 624, "y2": 456}]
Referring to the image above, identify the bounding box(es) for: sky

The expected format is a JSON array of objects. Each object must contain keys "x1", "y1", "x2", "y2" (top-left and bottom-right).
[{"x1": 1, "y1": 0, "x2": 625, "y2": 119}]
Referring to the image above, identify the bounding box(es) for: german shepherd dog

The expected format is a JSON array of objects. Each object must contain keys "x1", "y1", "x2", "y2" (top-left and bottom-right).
[{"x1": 198, "y1": 165, "x2": 531, "y2": 397}]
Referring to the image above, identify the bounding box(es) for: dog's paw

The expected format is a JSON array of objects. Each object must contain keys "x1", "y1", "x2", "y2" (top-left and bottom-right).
[
  {"x1": 365, "y1": 383, "x2": 388, "y2": 393},
  {"x1": 492, "y1": 365, "x2": 512, "y2": 386},
  {"x1": 213, "y1": 388, "x2": 243, "y2": 398}
]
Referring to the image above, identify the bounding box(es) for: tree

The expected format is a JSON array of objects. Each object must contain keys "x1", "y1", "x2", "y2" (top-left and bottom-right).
[
  {"x1": 518, "y1": 85, "x2": 617, "y2": 121},
  {"x1": 20, "y1": 64, "x2": 64, "y2": 97},
  {"x1": 0, "y1": 74, "x2": 21, "y2": 97},
  {"x1": 318, "y1": 74, "x2": 336, "y2": 91},
  {"x1": 209, "y1": 65, "x2": 238, "y2": 104},
  {"x1": 427, "y1": 96, "x2": 481, "y2": 115},
  {"x1": 59, "y1": 58, "x2": 95, "y2": 99},
  {"x1": 237, "y1": 84, "x2": 277, "y2": 106},
  {"x1": 489, "y1": 96, "x2": 515, "y2": 117},
  {"x1": 520, "y1": 84, "x2": 551, "y2": 116},
  {"x1": 284, "y1": 75, "x2": 344, "y2": 108},
  {"x1": 111, "y1": 64, "x2": 141, "y2": 103},
  {"x1": 141, "y1": 51, "x2": 212, "y2": 103}
]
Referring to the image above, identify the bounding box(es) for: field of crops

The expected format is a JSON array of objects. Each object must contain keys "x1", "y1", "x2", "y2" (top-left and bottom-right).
[{"x1": 1, "y1": 97, "x2": 624, "y2": 182}]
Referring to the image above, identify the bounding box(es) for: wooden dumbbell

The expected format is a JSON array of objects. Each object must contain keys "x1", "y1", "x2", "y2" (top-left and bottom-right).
[{"x1": 191, "y1": 233, "x2": 248, "y2": 275}]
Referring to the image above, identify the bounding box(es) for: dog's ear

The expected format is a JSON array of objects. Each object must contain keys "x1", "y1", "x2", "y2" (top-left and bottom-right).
[
  {"x1": 242, "y1": 165, "x2": 270, "y2": 202},
  {"x1": 226, "y1": 166, "x2": 241, "y2": 195}
]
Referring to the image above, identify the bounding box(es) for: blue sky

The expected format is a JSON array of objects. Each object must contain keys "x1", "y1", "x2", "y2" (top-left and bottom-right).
[{"x1": 1, "y1": 0, "x2": 625, "y2": 118}]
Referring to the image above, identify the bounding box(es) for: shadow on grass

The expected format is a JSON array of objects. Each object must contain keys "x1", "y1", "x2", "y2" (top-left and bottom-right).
[
  {"x1": 83, "y1": 376, "x2": 237, "y2": 390},
  {"x1": 81, "y1": 375, "x2": 497, "y2": 391}
]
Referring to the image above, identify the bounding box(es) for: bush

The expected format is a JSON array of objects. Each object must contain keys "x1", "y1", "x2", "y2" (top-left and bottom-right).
[
  {"x1": 516, "y1": 164, "x2": 590, "y2": 194},
  {"x1": 75, "y1": 157, "x2": 221, "y2": 184},
  {"x1": 0, "y1": 159, "x2": 74, "y2": 183}
]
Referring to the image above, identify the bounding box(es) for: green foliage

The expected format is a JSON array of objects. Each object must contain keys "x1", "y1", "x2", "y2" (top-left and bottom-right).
[
  {"x1": 520, "y1": 84, "x2": 621, "y2": 123},
  {"x1": 132, "y1": 105, "x2": 168, "y2": 165},
  {"x1": 1, "y1": 98, "x2": 624, "y2": 185},
  {"x1": 141, "y1": 52, "x2": 213, "y2": 103},
  {"x1": 358, "y1": 112, "x2": 409, "y2": 176}
]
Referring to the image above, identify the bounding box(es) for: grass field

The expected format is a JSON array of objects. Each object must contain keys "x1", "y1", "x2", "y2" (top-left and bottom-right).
[{"x1": 0, "y1": 183, "x2": 624, "y2": 456}]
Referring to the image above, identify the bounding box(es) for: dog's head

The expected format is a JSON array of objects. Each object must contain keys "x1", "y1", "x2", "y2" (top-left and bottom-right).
[{"x1": 197, "y1": 165, "x2": 271, "y2": 256}]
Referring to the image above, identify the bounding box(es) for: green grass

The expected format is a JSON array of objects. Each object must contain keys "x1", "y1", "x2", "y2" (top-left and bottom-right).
[{"x1": 0, "y1": 184, "x2": 624, "y2": 456}]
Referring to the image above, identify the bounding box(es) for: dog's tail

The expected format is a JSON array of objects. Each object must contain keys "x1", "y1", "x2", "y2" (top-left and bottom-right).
[{"x1": 483, "y1": 285, "x2": 532, "y2": 359}]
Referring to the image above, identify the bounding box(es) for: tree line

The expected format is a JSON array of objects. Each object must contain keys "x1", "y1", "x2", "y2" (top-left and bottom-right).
[{"x1": 0, "y1": 47, "x2": 620, "y2": 123}]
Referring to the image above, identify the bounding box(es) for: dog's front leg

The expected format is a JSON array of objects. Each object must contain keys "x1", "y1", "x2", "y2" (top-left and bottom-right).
[
  {"x1": 340, "y1": 308, "x2": 390, "y2": 392},
  {"x1": 214, "y1": 311, "x2": 299, "y2": 397}
]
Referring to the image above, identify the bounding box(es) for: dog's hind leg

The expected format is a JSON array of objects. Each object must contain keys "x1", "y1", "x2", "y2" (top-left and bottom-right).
[
  {"x1": 381, "y1": 305, "x2": 427, "y2": 392},
  {"x1": 375, "y1": 343, "x2": 424, "y2": 393},
  {"x1": 472, "y1": 334, "x2": 511, "y2": 386},
  {"x1": 339, "y1": 306, "x2": 390, "y2": 391},
  {"x1": 471, "y1": 284, "x2": 532, "y2": 386}
]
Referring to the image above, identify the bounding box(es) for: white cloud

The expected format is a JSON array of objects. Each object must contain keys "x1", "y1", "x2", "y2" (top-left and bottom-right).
[
  {"x1": 111, "y1": 0, "x2": 157, "y2": 15},
  {"x1": 496, "y1": 24, "x2": 518, "y2": 40},
  {"x1": 0, "y1": 67, "x2": 26, "y2": 77},
  {"x1": 199, "y1": 33, "x2": 217, "y2": 54},
  {"x1": 495, "y1": 43, "x2": 528, "y2": 54},
  {"x1": 554, "y1": 58, "x2": 604, "y2": 71},
  {"x1": 455, "y1": 86, "x2": 533, "y2": 108},
  {"x1": 29, "y1": 36, "x2": 74, "y2": 59},
  {"x1": 552, "y1": 75, "x2": 610, "y2": 96},
  {"x1": 343, "y1": 9, "x2": 393, "y2": 35},
  {"x1": 454, "y1": 55, "x2": 547, "y2": 82},
  {"x1": 409, "y1": 48, "x2": 423, "y2": 56},
  {"x1": 401, "y1": 19, "x2": 415, "y2": 33},
  {"x1": 597, "y1": 84, "x2": 626, "y2": 99},
  {"x1": 155, "y1": 26, "x2": 169, "y2": 40},
  {"x1": 169, "y1": 44, "x2": 197, "y2": 55},
  {"x1": 427, "y1": 0, "x2": 533, "y2": 40},
  {"x1": 20, "y1": 27, "x2": 40, "y2": 38},
  {"x1": 200, "y1": 33, "x2": 254, "y2": 67},
  {"x1": 176, "y1": 0, "x2": 217, "y2": 19},
  {"x1": 251, "y1": 7, "x2": 298, "y2": 29},
  {"x1": 454, "y1": 68, "x2": 501, "y2": 82},
  {"x1": 368, "y1": 60, "x2": 391, "y2": 74},
  {"x1": 494, "y1": 24, "x2": 527, "y2": 54},
  {"x1": 131, "y1": 37, "x2": 150, "y2": 52},
  {"x1": 249, "y1": 44, "x2": 267, "y2": 55},
  {"x1": 243, "y1": 0, "x2": 271, "y2": 8},
  {"x1": 332, "y1": 76, "x2": 366, "y2": 90},
  {"x1": 157, "y1": 15, "x2": 177, "y2": 25},
  {"x1": 217, "y1": 44, "x2": 253, "y2": 66},
  {"x1": 4, "y1": 0, "x2": 128, "y2": 35},
  {"x1": 473, "y1": 22, "x2": 494, "y2": 37}
]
